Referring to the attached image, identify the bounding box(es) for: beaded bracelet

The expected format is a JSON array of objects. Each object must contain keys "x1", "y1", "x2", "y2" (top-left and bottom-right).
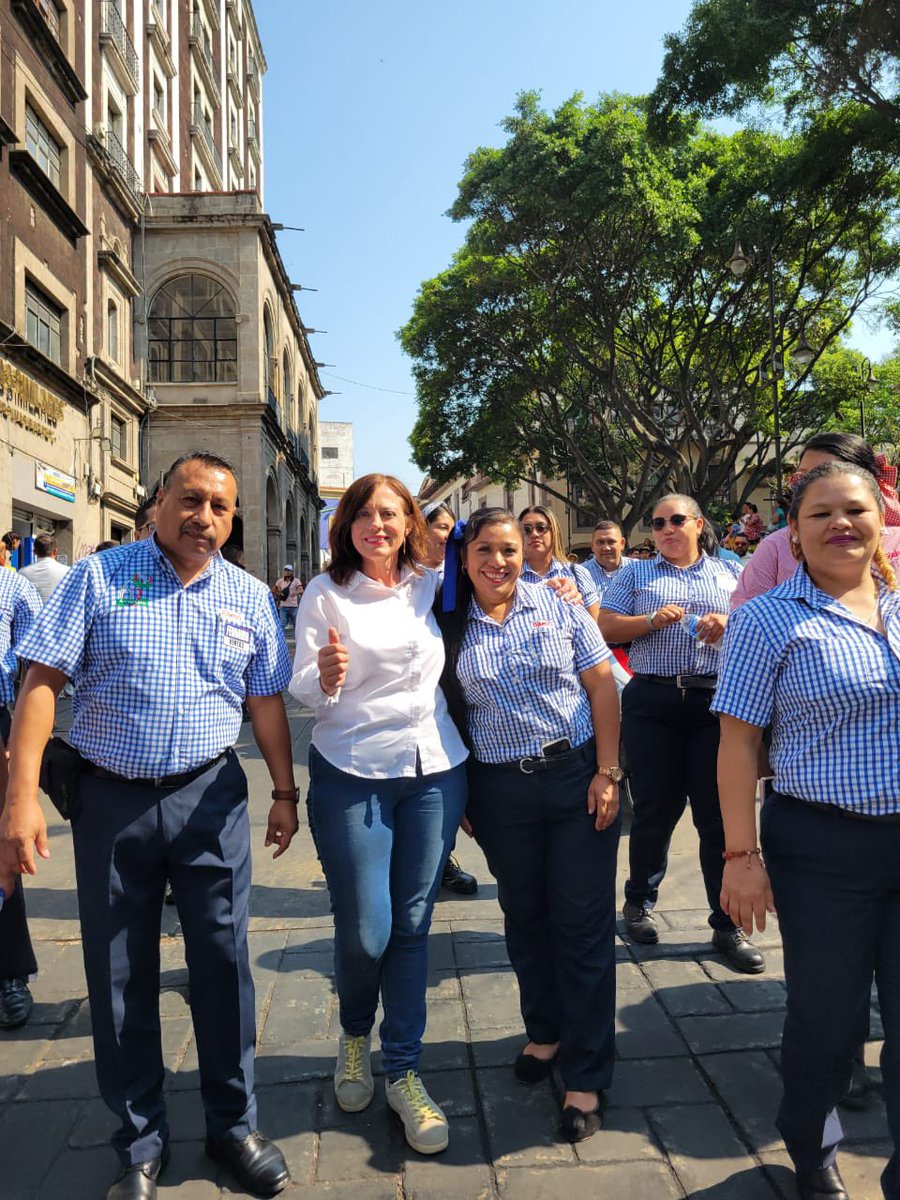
[{"x1": 722, "y1": 847, "x2": 763, "y2": 868}]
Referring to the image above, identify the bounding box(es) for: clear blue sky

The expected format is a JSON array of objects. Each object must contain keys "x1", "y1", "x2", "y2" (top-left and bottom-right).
[{"x1": 255, "y1": 0, "x2": 892, "y2": 491}]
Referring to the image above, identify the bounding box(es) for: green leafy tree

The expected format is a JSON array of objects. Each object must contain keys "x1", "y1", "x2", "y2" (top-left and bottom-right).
[
  {"x1": 813, "y1": 344, "x2": 900, "y2": 455},
  {"x1": 400, "y1": 93, "x2": 899, "y2": 534},
  {"x1": 649, "y1": 0, "x2": 900, "y2": 135}
]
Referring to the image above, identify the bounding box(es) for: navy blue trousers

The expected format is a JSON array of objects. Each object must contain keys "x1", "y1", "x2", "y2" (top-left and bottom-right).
[
  {"x1": 763, "y1": 794, "x2": 900, "y2": 1175},
  {"x1": 622, "y1": 678, "x2": 733, "y2": 931},
  {"x1": 71, "y1": 750, "x2": 256, "y2": 1166},
  {"x1": 468, "y1": 740, "x2": 621, "y2": 1093}
]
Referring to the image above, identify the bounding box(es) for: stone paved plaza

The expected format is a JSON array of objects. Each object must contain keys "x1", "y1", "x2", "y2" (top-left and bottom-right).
[{"x1": 0, "y1": 710, "x2": 892, "y2": 1199}]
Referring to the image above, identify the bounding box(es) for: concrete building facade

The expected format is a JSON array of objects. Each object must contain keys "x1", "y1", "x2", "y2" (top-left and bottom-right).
[{"x1": 317, "y1": 419, "x2": 353, "y2": 568}]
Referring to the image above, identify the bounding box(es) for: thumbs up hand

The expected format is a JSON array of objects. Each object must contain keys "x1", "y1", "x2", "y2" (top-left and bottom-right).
[{"x1": 318, "y1": 626, "x2": 349, "y2": 696}]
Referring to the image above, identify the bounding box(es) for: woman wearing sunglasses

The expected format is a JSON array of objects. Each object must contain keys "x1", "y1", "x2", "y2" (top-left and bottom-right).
[
  {"x1": 439, "y1": 509, "x2": 621, "y2": 1143},
  {"x1": 518, "y1": 506, "x2": 601, "y2": 619},
  {"x1": 598, "y1": 494, "x2": 765, "y2": 974},
  {"x1": 732, "y1": 433, "x2": 900, "y2": 609}
]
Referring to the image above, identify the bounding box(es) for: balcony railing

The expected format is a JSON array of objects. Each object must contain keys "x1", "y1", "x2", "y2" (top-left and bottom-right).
[
  {"x1": 191, "y1": 102, "x2": 222, "y2": 177},
  {"x1": 104, "y1": 126, "x2": 141, "y2": 198},
  {"x1": 190, "y1": 13, "x2": 220, "y2": 89},
  {"x1": 100, "y1": 1, "x2": 138, "y2": 91}
]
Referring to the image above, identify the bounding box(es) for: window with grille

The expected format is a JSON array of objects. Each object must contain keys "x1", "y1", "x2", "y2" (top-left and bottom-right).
[
  {"x1": 111, "y1": 413, "x2": 127, "y2": 460},
  {"x1": 148, "y1": 274, "x2": 238, "y2": 383},
  {"x1": 25, "y1": 105, "x2": 62, "y2": 189},
  {"x1": 25, "y1": 282, "x2": 63, "y2": 364}
]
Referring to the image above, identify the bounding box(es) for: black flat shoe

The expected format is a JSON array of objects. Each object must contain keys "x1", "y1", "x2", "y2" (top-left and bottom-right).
[
  {"x1": 107, "y1": 1151, "x2": 167, "y2": 1200},
  {"x1": 795, "y1": 1164, "x2": 849, "y2": 1199},
  {"x1": 0, "y1": 977, "x2": 33, "y2": 1030},
  {"x1": 513, "y1": 1050, "x2": 557, "y2": 1084},
  {"x1": 206, "y1": 1131, "x2": 290, "y2": 1197},
  {"x1": 441, "y1": 855, "x2": 478, "y2": 895},
  {"x1": 560, "y1": 1102, "x2": 603, "y2": 1143}
]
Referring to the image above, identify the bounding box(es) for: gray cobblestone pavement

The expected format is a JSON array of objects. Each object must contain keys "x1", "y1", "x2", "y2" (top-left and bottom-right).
[{"x1": 0, "y1": 711, "x2": 891, "y2": 1198}]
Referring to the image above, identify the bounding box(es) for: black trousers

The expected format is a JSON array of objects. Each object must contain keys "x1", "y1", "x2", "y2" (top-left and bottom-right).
[
  {"x1": 763, "y1": 794, "x2": 900, "y2": 1173},
  {"x1": 71, "y1": 750, "x2": 257, "y2": 1167},
  {"x1": 467, "y1": 740, "x2": 621, "y2": 1092},
  {"x1": 0, "y1": 704, "x2": 37, "y2": 980},
  {"x1": 621, "y1": 677, "x2": 732, "y2": 930}
]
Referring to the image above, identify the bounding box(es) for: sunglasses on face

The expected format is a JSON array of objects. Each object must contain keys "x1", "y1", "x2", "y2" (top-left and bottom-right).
[
  {"x1": 522, "y1": 522, "x2": 550, "y2": 535},
  {"x1": 650, "y1": 514, "x2": 694, "y2": 531}
]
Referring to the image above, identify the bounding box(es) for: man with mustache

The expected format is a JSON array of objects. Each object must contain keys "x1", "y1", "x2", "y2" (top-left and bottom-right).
[{"x1": 0, "y1": 452, "x2": 298, "y2": 1200}]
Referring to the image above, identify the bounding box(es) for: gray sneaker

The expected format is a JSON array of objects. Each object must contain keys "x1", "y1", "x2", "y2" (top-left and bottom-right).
[
  {"x1": 334, "y1": 1032, "x2": 374, "y2": 1113},
  {"x1": 385, "y1": 1071, "x2": 449, "y2": 1154}
]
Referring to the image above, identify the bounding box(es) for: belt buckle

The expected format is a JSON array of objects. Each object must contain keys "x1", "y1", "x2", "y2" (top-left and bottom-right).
[
  {"x1": 675, "y1": 673, "x2": 689, "y2": 693},
  {"x1": 519, "y1": 757, "x2": 535, "y2": 775}
]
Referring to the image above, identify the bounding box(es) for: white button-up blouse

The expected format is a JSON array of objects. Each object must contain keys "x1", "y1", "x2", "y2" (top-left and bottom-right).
[{"x1": 289, "y1": 566, "x2": 468, "y2": 779}]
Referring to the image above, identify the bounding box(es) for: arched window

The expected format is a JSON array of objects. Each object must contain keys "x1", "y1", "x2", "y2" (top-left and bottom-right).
[
  {"x1": 263, "y1": 308, "x2": 275, "y2": 399},
  {"x1": 282, "y1": 349, "x2": 292, "y2": 415},
  {"x1": 148, "y1": 274, "x2": 237, "y2": 383}
]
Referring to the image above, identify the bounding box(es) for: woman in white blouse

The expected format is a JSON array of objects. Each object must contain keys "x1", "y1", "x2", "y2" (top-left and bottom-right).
[{"x1": 289, "y1": 474, "x2": 467, "y2": 1157}]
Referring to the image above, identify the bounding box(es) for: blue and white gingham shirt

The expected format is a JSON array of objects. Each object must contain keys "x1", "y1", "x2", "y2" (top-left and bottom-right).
[
  {"x1": 16, "y1": 537, "x2": 291, "y2": 778},
  {"x1": 583, "y1": 556, "x2": 634, "y2": 607},
  {"x1": 602, "y1": 552, "x2": 741, "y2": 676},
  {"x1": 712, "y1": 567, "x2": 900, "y2": 815},
  {"x1": 456, "y1": 581, "x2": 612, "y2": 763},
  {"x1": 521, "y1": 558, "x2": 600, "y2": 609},
  {"x1": 0, "y1": 571, "x2": 42, "y2": 704}
]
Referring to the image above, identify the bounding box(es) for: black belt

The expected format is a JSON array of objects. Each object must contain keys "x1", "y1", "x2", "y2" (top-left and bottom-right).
[
  {"x1": 778, "y1": 792, "x2": 900, "y2": 826},
  {"x1": 477, "y1": 739, "x2": 593, "y2": 776},
  {"x1": 84, "y1": 750, "x2": 229, "y2": 789},
  {"x1": 633, "y1": 672, "x2": 718, "y2": 690}
]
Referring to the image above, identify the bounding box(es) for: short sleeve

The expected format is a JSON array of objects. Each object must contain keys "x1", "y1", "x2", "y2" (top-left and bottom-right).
[
  {"x1": 600, "y1": 566, "x2": 637, "y2": 616},
  {"x1": 15, "y1": 561, "x2": 99, "y2": 679},
  {"x1": 569, "y1": 603, "x2": 612, "y2": 673},
  {"x1": 572, "y1": 563, "x2": 600, "y2": 609},
  {"x1": 245, "y1": 590, "x2": 292, "y2": 695},
  {"x1": 711, "y1": 603, "x2": 778, "y2": 727}
]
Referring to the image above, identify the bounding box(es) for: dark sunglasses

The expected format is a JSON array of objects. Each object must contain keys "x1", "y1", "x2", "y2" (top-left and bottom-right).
[
  {"x1": 650, "y1": 514, "x2": 694, "y2": 531},
  {"x1": 522, "y1": 522, "x2": 550, "y2": 535}
]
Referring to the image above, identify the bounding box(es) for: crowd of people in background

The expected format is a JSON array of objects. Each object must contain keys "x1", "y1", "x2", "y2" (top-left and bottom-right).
[{"x1": 0, "y1": 432, "x2": 899, "y2": 1200}]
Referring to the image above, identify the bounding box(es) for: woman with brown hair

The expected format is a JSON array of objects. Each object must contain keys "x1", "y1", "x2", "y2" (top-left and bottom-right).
[
  {"x1": 714, "y1": 462, "x2": 900, "y2": 1200},
  {"x1": 518, "y1": 505, "x2": 601, "y2": 618},
  {"x1": 289, "y1": 474, "x2": 468, "y2": 1156}
]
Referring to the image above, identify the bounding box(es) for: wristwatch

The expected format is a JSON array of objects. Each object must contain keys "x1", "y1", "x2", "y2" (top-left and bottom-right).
[
  {"x1": 646, "y1": 611, "x2": 657, "y2": 629},
  {"x1": 596, "y1": 766, "x2": 626, "y2": 783}
]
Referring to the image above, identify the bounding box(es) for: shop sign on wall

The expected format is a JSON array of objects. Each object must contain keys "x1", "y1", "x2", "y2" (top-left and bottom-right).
[
  {"x1": 35, "y1": 463, "x2": 76, "y2": 503},
  {"x1": 0, "y1": 358, "x2": 63, "y2": 441}
]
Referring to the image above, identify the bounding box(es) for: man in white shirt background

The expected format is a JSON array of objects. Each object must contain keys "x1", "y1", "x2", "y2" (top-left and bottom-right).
[{"x1": 17, "y1": 535, "x2": 68, "y2": 605}]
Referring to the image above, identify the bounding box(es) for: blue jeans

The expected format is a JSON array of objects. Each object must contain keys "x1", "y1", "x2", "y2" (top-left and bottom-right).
[
  {"x1": 308, "y1": 745, "x2": 467, "y2": 1077},
  {"x1": 279, "y1": 606, "x2": 297, "y2": 632}
]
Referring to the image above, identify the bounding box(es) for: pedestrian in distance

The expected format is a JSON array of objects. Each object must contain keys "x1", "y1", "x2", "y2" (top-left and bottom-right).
[
  {"x1": 289, "y1": 473, "x2": 468, "y2": 1156},
  {"x1": 17, "y1": 533, "x2": 69, "y2": 604},
  {"x1": 0, "y1": 451, "x2": 299, "y2": 1200},
  {"x1": 0, "y1": 567, "x2": 41, "y2": 1031},
  {"x1": 714, "y1": 462, "x2": 900, "y2": 1200},
  {"x1": 518, "y1": 505, "x2": 601, "y2": 619},
  {"x1": 598, "y1": 493, "x2": 765, "y2": 974},
  {"x1": 421, "y1": 501, "x2": 479, "y2": 896},
  {"x1": 271, "y1": 564, "x2": 303, "y2": 634},
  {"x1": 438, "y1": 508, "x2": 622, "y2": 1143}
]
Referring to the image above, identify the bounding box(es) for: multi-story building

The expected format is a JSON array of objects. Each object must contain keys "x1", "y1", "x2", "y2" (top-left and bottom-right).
[
  {"x1": 317, "y1": 420, "x2": 353, "y2": 567},
  {"x1": 0, "y1": 0, "x2": 323, "y2": 573}
]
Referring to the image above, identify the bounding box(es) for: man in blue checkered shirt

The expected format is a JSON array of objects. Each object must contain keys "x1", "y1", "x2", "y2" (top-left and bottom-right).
[{"x1": 0, "y1": 453, "x2": 297, "y2": 1200}]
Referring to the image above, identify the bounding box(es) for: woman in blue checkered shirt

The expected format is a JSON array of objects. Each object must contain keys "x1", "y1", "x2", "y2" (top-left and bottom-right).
[
  {"x1": 439, "y1": 508, "x2": 621, "y2": 1144},
  {"x1": 714, "y1": 462, "x2": 900, "y2": 1200}
]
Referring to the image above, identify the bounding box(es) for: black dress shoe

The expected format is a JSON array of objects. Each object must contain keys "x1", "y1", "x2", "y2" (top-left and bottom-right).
[
  {"x1": 0, "y1": 978, "x2": 33, "y2": 1030},
  {"x1": 206, "y1": 1131, "x2": 290, "y2": 1197},
  {"x1": 560, "y1": 1101, "x2": 603, "y2": 1143},
  {"x1": 441, "y1": 855, "x2": 478, "y2": 895},
  {"x1": 881, "y1": 1153, "x2": 900, "y2": 1200},
  {"x1": 514, "y1": 1050, "x2": 557, "y2": 1084},
  {"x1": 622, "y1": 902, "x2": 658, "y2": 945},
  {"x1": 107, "y1": 1152, "x2": 167, "y2": 1200},
  {"x1": 839, "y1": 1052, "x2": 873, "y2": 1110},
  {"x1": 711, "y1": 928, "x2": 766, "y2": 974},
  {"x1": 795, "y1": 1164, "x2": 848, "y2": 1199}
]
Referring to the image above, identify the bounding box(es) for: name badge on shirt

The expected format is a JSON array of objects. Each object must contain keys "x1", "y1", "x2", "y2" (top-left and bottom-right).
[
  {"x1": 533, "y1": 620, "x2": 552, "y2": 629},
  {"x1": 223, "y1": 623, "x2": 252, "y2": 653}
]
